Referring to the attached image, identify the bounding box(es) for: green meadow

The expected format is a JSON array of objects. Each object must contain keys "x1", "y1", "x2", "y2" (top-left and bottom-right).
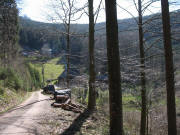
[{"x1": 32, "y1": 57, "x2": 64, "y2": 82}]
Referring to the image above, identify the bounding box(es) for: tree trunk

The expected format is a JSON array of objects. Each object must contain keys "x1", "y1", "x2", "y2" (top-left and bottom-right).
[
  {"x1": 42, "y1": 64, "x2": 45, "y2": 87},
  {"x1": 87, "y1": 0, "x2": 96, "y2": 111},
  {"x1": 138, "y1": 0, "x2": 147, "y2": 135},
  {"x1": 161, "y1": 0, "x2": 177, "y2": 134},
  {"x1": 105, "y1": 0, "x2": 123, "y2": 134},
  {"x1": 66, "y1": 28, "x2": 70, "y2": 88},
  {"x1": 65, "y1": 0, "x2": 72, "y2": 88}
]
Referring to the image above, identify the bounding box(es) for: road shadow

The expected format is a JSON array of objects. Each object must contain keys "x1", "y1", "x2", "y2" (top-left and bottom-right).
[{"x1": 60, "y1": 109, "x2": 92, "y2": 135}]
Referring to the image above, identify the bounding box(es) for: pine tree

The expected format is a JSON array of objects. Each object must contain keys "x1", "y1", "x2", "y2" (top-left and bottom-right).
[{"x1": 0, "y1": 0, "x2": 19, "y2": 66}]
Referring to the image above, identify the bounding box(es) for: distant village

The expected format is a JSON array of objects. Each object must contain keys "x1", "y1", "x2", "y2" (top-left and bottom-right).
[{"x1": 20, "y1": 43, "x2": 52, "y2": 57}]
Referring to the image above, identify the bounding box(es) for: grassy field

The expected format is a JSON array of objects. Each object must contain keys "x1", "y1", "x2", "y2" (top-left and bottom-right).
[{"x1": 32, "y1": 57, "x2": 64, "y2": 82}]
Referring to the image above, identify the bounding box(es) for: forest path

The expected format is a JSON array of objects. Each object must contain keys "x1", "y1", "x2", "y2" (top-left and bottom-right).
[{"x1": 0, "y1": 91, "x2": 52, "y2": 135}]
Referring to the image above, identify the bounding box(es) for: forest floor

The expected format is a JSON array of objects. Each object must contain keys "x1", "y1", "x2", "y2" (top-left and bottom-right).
[{"x1": 0, "y1": 90, "x2": 107, "y2": 135}]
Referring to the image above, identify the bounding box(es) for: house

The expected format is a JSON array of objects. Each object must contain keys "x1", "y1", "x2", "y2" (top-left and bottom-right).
[{"x1": 41, "y1": 43, "x2": 52, "y2": 56}]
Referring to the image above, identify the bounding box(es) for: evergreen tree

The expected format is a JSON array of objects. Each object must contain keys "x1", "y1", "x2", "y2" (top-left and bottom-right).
[{"x1": 0, "y1": 0, "x2": 19, "y2": 66}]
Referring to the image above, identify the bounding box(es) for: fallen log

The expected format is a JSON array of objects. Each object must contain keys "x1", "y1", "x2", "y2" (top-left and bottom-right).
[
  {"x1": 55, "y1": 95, "x2": 69, "y2": 103},
  {"x1": 52, "y1": 102, "x2": 64, "y2": 107},
  {"x1": 61, "y1": 103, "x2": 82, "y2": 113},
  {"x1": 64, "y1": 98, "x2": 71, "y2": 104},
  {"x1": 52, "y1": 102, "x2": 82, "y2": 113},
  {"x1": 70, "y1": 103, "x2": 86, "y2": 109},
  {"x1": 52, "y1": 98, "x2": 83, "y2": 113}
]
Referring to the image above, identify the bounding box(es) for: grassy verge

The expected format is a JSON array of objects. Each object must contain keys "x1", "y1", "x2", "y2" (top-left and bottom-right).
[{"x1": 0, "y1": 89, "x2": 31, "y2": 114}]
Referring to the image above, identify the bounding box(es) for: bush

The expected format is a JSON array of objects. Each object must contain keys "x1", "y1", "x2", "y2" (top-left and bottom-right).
[
  {"x1": 0, "y1": 68, "x2": 23, "y2": 91},
  {"x1": 26, "y1": 63, "x2": 42, "y2": 89},
  {"x1": 96, "y1": 89, "x2": 109, "y2": 106},
  {"x1": 0, "y1": 87, "x2": 3, "y2": 95},
  {"x1": 0, "y1": 61, "x2": 42, "y2": 92}
]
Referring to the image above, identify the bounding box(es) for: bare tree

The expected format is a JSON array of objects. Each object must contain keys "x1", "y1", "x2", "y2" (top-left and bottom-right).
[
  {"x1": 87, "y1": 0, "x2": 96, "y2": 110},
  {"x1": 161, "y1": 0, "x2": 177, "y2": 134},
  {"x1": 47, "y1": 0, "x2": 85, "y2": 88},
  {"x1": 137, "y1": 0, "x2": 147, "y2": 135},
  {"x1": 117, "y1": 1, "x2": 161, "y2": 134},
  {"x1": 105, "y1": 0, "x2": 123, "y2": 134}
]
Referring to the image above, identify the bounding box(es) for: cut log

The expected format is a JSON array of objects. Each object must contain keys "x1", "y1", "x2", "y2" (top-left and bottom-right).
[
  {"x1": 56, "y1": 95, "x2": 69, "y2": 100},
  {"x1": 65, "y1": 98, "x2": 71, "y2": 104},
  {"x1": 61, "y1": 103, "x2": 82, "y2": 113},
  {"x1": 53, "y1": 103, "x2": 64, "y2": 107},
  {"x1": 55, "y1": 94, "x2": 70, "y2": 103},
  {"x1": 52, "y1": 100, "x2": 83, "y2": 113},
  {"x1": 70, "y1": 103, "x2": 85, "y2": 109}
]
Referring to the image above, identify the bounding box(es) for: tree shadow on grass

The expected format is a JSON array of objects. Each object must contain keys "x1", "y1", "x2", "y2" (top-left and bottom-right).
[{"x1": 60, "y1": 109, "x2": 92, "y2": 135}]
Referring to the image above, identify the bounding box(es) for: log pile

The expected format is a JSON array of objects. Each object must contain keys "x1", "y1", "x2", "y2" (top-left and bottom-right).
[
  {"x1": 52, "y1": 92, "x2": 84, "y2": 113},
  {"x1": 55, "y1": 94, "x2": 69, "y2": 103}
]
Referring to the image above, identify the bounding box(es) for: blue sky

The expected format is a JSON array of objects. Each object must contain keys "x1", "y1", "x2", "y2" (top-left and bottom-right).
[{"x1": 18, "y1": 0, "x2": 180, "y2": 24}]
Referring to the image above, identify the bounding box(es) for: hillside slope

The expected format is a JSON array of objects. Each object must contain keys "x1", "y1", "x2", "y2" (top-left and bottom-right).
[{"x1": 19, "y1": 10, "x2": 180, "y2": 54}]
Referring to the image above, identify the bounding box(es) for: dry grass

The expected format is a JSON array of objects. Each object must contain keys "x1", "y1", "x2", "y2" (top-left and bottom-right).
[
  {"x1": 0, "y1": 89, "x2": 31, "y2": 113},
  {"x1": 123, "y1": 105, "x2": 168, "y2": 135},
  {"x1": 124, "y1": 111, "x2": 140, "y2": 135}
]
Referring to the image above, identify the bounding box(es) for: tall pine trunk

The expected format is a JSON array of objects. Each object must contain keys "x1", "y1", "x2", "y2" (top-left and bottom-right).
[
  {"x1": 138, "y1": 0, "x2": 147, "y2": 135},
  {"x1": 105, "y1": 0, "x2": 123, "y2": 134},
  {"x1": 161, "y1": 0, "x2": 177, "y2": 134},
  {"x1": 88, "y1": 0, "x2": 96, "y2": 110}
]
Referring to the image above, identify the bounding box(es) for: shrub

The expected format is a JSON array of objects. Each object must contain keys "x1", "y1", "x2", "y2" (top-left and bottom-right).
[
  {"x1": 26, "y1": 63, "x2": 42, "y2": 89},
  {"x1": 0, "y1": 68, "x2": 8, "y2": 80},
  {"x1": 96, "y1": 89, "x2": 109, "y2": 106},
  {"x1": 0, "y1": 87, "x2": 3, "y2": 95},
  {"x1": 0, "y1": 68, "x2": 23, "y2": 91}
]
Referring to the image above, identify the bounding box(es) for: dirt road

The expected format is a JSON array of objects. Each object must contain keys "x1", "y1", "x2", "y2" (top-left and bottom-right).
[{"x1": 0, "y1": 91, "x2": 51, "y2": 135}]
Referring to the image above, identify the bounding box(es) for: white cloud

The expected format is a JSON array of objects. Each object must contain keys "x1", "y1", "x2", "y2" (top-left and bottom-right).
[
  {"x1": 18, "y1": 0, "x2": 180, "y2": 23},
  {"x1": 19, "y1": 0, "x2": 49, "y2": 22}
]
